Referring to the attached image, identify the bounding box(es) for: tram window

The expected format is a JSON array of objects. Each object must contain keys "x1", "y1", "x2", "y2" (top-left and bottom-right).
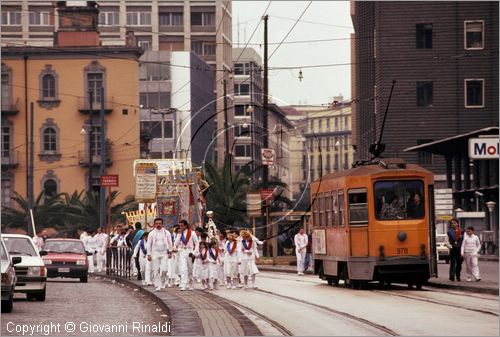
[
  {"x1": 348, "y1": 189, "x2": 368, "y2": 226},
  {"x1": 325, "y1": 193, "x2": 332, "y2": 226},
  {"x1": 374, "y1": 180, "x2": 425, "y2": 220},
  {"x1": 332, "y1": 191, "x2": 339, "y2": 227},
  {"x1": 319, "y1": 194, "x2": 325, "y2": 226},
  {"x1": 313, "y1": 195, "x2": 320, "y2": 227},
  {"x1": 338, "y1": 190, "x2": 345, "y2": 227}
]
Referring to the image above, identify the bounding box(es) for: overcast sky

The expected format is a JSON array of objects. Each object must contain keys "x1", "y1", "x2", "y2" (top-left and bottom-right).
[{"x1": 232, "y1": 1, "x2": 353, "y2": 106}]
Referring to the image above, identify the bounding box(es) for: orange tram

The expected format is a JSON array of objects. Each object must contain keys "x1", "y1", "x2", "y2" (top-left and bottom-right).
[{"x1": 311, "y1": 158, "x2": 438, "y2": 289}]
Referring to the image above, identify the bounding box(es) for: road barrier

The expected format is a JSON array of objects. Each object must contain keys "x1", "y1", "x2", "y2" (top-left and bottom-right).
[{"x1": 106, "y1": 246, "x2": 132, "y2": 279}]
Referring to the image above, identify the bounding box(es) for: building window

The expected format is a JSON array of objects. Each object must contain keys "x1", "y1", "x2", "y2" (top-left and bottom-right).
[
  {"x1": 203, "y1": 43, "x2": 216, "y2": 56},
  {"x1": 344, "y1": 152, "x2": 349, "y2": 169},
  {"x1": 1, "y1": 71, "x2": 11, "y2": 109},
  {"x1": 127, "y1": 12, "x2": 152, "y2": 26},
  {"x1": 235, "y1": 105, "x2": 250, "y2": 116},
  {"x1": 99, "y1": 12, "x2": 119, "y2": 26},
  {"x1": 344, "y1": 116, "x2": 348, "y2": 129},
  {"x1": 159, "y1": 12, "x2": 183, "y2": 26},
  {"x1": 39, "y1": 118, "x2": 61, "y2": 162},
  {"x1": 334, "y1": 117, "x2": 338, "y2": 131},
  {"x1": 465, "y1": 79, "x2": 484, "y2": 108},
  {"x1": 309, "y1": 155, "x2": 314, "y2": 180},
  {"x1": 235, "y1": 124, "x2": 250, "y2": 137},
  {"x1": 140, "y1": 92, "x2": 171, "y2": 109},
  {"x1": 87, "y1": 73, "x2": 103, "y2": 104},
  {"x1": 1, "y1": 11, "x2": 21, "y2": 25},
  {"x1": 416, "y1": 81, "x2": 433, "y2": 107},
  {"x1": 416, "y1": 23, "x2": 433, "y2": 49},
  {"x1": 29, "y1": 12, "x2": 50, "y2": 26},
  {"x1": 325, "y1": 154, "x2": 331, "y2": 172},
  {"x1": 138, "y1": 39, "x2": 152, "y2": 51},
  {"x1": 42, "y1": 74, "x2": 56, "y2": 99},
  {"x1": 234, "y1": 84, "x2": 250, "y2": 96},
  {"x1": 334, "y1": 153, "x2": 338, "y2": 171},
  {"x1": 139, "y1": 62, "x2": 170, "y2": 81},
  {"x1": 1, "y1": 177, "x2": 13, "y2": 208},
  {"x1": 464, "y1": 21, "x2": 484, "y2": 50},
  {"x1": 43, "y1": 127, "x2": 57, "y2": 153},
  {"x1": 191, "y1": 41, "x2": 203, "y2": 55},
  {"x1": 235, "y1": 144, "x2": 251, "y2": 157},
  {"x1": 141, "y1": 121, "x2": 174, "y2": 139},
  {"x1": 1, "y1": 126, "x2": 11, "y2": 159},
  {"x1": 318, "y1": 119, "x2": 322, "y2": 132},
  {"x1": 191, "y1": 12, "x2": 215, "y2": 26},
  {"x1": 43, "y1": 179, "x2": 58, "y2": 198},
  {"x1": 37, "y1": 65, "x2": 60, "y2": 108},
  {"x1": 417, "y1": 139, "x2": 433, "y2": 164}
]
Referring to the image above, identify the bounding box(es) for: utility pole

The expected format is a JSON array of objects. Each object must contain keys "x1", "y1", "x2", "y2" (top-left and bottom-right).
[
  {"x1": 88, "y1": 90, "x2": 93, "y2": 193},
  {"x1": 263, "y1": 14, "x2": 269, "y2": 186},
  {"x1": 27, "y1": 102, "x2": 34, "y2": 236},
  {"x1": 99, "y1": 87, "x2": 106, "y2": 231},
  {"x1": 223, "y1": 77, "x2": 230, "y2": 159}
]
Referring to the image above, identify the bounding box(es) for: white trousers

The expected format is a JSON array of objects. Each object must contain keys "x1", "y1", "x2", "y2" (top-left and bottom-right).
[
  {"x1": 151, "y1": 254, "x2": 169, "y2": 287},
  {"x1": 97, "y1": 251, "x2": 106, "y2": 271},
  {"x1": 178, "y1": 250, "x2": 194, "y2": 289},
  {"x1": 464, "y1": 253, "x2": 481, "y2": 280},
  {"x1": 88, "y1": 253, "x2": 95, "y2": 273},
  {"x1": 296, "y1": 251, "x2": 306, "y2": 273},
  {"x1": 139, "y1": 257, "x2": 152, "y2": 284}
]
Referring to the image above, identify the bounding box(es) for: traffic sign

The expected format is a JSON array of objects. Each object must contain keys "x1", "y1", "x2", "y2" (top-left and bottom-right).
[
  {"x1": 260, "y1": 188, "x2": 274, "y2": 201},
  {"x1": 261, "y1": 148, "x2": 275, "y2": 166},
  {"x1": 100, "y1": 175, "x2": 119, "y2": 187}
]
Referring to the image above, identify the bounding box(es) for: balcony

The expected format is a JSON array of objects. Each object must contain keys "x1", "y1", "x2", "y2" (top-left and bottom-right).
[
  {"x1": 78, "y1": 96, "x2": 114, "y2": 115},
  {"x1": 1, "y1": 151, "x2": 19, "y2": 169},
  {"x1": 78, "y1": 142, "x2": 113, "y2": 167},
  {"x1": 1, "y1": 98, "x2": 20, "y2": 116}
]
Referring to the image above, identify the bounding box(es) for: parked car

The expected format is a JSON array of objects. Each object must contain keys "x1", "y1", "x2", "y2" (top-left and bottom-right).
[
  {"x1": 1, "y1": 237, "x2": 21, "y2": 313},
  {"x1": 41, "y1": 239, "x2": 89, "y2": 283},
  {"x1": 436, "y1": 233, "x2": 451, "y2": 264},
  {"x1": 3, "y1": 234, "x2": 47, "y2": 301}
]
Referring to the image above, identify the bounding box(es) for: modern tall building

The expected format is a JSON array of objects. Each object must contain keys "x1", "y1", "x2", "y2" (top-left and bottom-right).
[
  {"x1": 1, "y1": 1, "x2": 142, "y2": 207},
  {"x1": 1, "y1": 0, "x2": 234, "y2": 167},
  {"x1": 232, "y1": 47, "x2": 263, "y2": 177},
  {"x1": 350, "y1": 1, "x2": 499, "y2": 179}
]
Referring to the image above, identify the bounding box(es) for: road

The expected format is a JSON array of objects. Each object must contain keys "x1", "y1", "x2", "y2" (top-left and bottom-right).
[
  {"x1": 210, "y1": 271, "x2": 499, "y2": 336},
  {"x1": 1, "y1": 277, "x2": 170, "y2": 336}
]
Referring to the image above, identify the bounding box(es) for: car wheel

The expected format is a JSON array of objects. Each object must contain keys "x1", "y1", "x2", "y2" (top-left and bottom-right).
[
  {"x1": 35, "y1": 288, "x2": 46, "y2": 301},
  {"x1": 1, "y1": 294, "x2": 14, "y2": 313},
  {"x1": 80, "y1": 276, "x2": 88, "y2": 283}
]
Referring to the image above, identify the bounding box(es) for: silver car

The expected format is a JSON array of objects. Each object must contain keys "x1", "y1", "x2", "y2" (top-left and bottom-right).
[
  {"x1": 1, "y1": 237, "x2": 21, "y2": 312},
  {"x1": 3, "y1": 234, "x2": 47, "y2": 301}
]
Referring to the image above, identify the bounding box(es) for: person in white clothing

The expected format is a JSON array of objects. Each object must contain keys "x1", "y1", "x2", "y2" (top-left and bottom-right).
[
  {"x1": 147, "y1": 218, "x2": 173, "y2": 291},
  {"x1": 218, "y1": 233, "x2": 227, "y2": 286},
  {"x1": 196, "y1": 241, "x2": 210, "y2": 290},
  {"x1": 95, "y1": 227, "x2": 108, "y2": 272},
  {"x1": 133, "y1": 232, "x2": 152, "y2": 286},
  {"x1": 33, "y1": 230, "x2": 45, "y2": 251},
  {"x1": 167, "y1": 226, "x2": 180, "y2": 287},
  {"x1": 461, "y1": 226, "x2": 482, "y2": 282},
  {"x1": 294, "y1": 228, "x2": 308, "y2": 275},
  {"x1": 224, "y1": 232, "x2": 239, "y2": 289},
  {"x1": 85, "y1": 230, "x2": 100, "y2": 273},
  {"x1": 207, "y1": 239, "x2": 222, "y2": 290},
  {"x1": 238, "y1": 230, "x2": 259, "y2": 289},
  {"x1": 174, "y1": 220, "x2": 199, "y2": 291}
]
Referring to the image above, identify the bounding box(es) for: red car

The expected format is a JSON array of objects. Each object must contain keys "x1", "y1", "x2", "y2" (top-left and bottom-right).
[{"x1": 41, "y1": 239, "x2": 90, "y2": 283}]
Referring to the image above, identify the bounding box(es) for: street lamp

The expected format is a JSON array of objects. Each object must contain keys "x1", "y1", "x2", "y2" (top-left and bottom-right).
[
  {"x1": 150, "y1": 107, "x2": 177, "y2": 159},
  {"x1": 486, "y1": 201, "x2": 496, "y2": 232}
]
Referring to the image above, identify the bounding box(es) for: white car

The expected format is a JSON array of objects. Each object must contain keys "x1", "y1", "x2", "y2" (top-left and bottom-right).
[
  {"x1": 436, "y1": 233, "x2": 451, "y2": 264},
  {"x1": 3, "y1": 234, "x2": 47, "y2": 301}
]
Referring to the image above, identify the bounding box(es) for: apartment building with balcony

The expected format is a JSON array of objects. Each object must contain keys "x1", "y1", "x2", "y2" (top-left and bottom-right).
[
  {"x1": 1, "y1": 0, "x2": 234, "y2": 168},
  {"x1": 1, "y1": 1, "x2": 142, "y2": 206}
]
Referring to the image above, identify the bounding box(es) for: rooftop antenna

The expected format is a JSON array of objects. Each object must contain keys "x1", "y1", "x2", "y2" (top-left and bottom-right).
[{"x1": 369, "y1": 80, "x2": 396, "y2": 159}]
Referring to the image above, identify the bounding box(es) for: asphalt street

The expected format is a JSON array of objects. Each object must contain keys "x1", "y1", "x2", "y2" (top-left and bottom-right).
[{"x1": 1, "y1": 276, "x2": 170, "y2": 336}]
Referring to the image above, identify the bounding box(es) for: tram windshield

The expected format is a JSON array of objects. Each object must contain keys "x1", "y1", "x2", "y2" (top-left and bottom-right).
[{"x1": 374, "y1": 180, "x2": 425, "y2": 220}]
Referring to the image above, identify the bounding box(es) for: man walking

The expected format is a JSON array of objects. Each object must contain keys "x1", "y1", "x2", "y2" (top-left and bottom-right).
[
  {"x1": 461, "y1": 226, "x2": 482, "y2": 282},
  {"x1": 147, "y1": 218, "x2": 172, "y2": 291},
  {"x1": 174, "y1": 220, "x2": 199, "y2": 291},
  {"x1": 447, "y1": 218, "x2": 463, "y2": 281},
  {"x1": 294, "y1": 228, "x2": 308, "y2": 275}
]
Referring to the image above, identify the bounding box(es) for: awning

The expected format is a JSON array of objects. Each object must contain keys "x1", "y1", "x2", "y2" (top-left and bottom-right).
[{"x1": 403, "y1": 126, "x2": 499, "y2": 156}]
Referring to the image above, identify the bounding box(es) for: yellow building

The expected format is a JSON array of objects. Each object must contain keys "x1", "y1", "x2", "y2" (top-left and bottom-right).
[
  {"x1": 1, "y1": 2, "x2": 142, "y2": 207},
  {"x1": 291, "y1": 98, "x2": 354, "y2": 182}
]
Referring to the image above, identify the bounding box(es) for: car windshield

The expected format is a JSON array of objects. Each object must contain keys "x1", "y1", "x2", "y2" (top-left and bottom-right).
[
  {"x1": 0, "y1": 243, "x2": 7, "y2": 261},
  {"x1": 44, "y1": 241, "x2": 85, "y2": 254},
  {"x1": 4, "y1": 237, "x2": 37, "y2": 256},
  {"x1": 374, "y1": 180, "x2": 425, "y2": 220}
]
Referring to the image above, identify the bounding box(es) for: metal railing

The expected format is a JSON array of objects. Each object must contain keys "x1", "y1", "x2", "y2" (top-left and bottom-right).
[{"x1": 106, "y1": 246, "x2": 132, "y2": 279}]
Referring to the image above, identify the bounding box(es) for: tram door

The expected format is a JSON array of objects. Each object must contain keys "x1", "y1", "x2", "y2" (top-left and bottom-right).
[
  {"x1": 428, "y1": 185, "x2": 438, "y2": 277},
  {"x1": 348, "y1": 189, "x2": 369, "y2": 257}
]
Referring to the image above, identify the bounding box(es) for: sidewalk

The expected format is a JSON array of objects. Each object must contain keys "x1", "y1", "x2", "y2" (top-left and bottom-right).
[
  {"x1": 99, "y1": 274, "x2": 262, "y2": 336},
  {"x1": 257, "y1": 258, "x2": 499, "y2": 295}
]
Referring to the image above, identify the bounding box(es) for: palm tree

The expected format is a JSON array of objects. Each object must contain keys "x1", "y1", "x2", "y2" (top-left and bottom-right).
[
  {"x1": 204, "y1": 155, "x2": 253, "y2": 230},
  {"x1": 1, "y1": 191, "x2": 70, "y2": 232}
]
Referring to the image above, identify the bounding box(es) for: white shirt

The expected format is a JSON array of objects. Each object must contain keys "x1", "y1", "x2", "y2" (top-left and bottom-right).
[
  {"x1": 86, "y1": 235, "x2": 100, "y2": 252},
  {"x1": 95, "y1": 233, "x2": 108, "y2": 252},
  {"x1": 294, "y1": 233, "x2": 308, "y2": 253},
  {"x1": 461, "y1": 234, "x2": 481, "y2": 255},
  {"x1": 174, "y1": 229, "x2": 199, "y2": 252},
  {"x1": 147, "y1": 228, "x2": 172, "y2": 255},
  {"x1": 238, "y1": 238, "x2": 259, "y2": 261}
]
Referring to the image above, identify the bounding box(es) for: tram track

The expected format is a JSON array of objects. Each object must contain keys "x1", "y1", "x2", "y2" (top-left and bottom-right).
[{"x1": 254, "y1": 288, "x2": 399, "y2": 336}]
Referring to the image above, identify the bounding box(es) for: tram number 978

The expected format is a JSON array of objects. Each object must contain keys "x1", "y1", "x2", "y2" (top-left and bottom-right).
[{"x1": 396, "y1": 248, "x2": 408, "y2": 255}]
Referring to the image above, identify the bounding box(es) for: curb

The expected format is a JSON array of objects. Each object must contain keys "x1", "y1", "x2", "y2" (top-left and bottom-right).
[{"x1": 258, "y1": 266, "x2": 314, "y2": 275}]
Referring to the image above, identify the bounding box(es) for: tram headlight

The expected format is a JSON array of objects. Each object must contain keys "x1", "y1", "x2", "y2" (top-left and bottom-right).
[
  {"x1": 379, "y1": 245, "x2": 385, "y2": 259},
  {"x1": 420, "y1": 244, "x2": 426, "y2": 258}
]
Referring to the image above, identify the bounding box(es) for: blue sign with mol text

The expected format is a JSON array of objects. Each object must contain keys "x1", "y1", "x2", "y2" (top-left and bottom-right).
[{"x1": 468, "y1": 138, "x2": 499, "y2": 159}]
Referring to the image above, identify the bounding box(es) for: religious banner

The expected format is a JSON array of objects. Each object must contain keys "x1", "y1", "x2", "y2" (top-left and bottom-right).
[{"x1": 157, "y1": 196, "x2": 180, "y2": 228}]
